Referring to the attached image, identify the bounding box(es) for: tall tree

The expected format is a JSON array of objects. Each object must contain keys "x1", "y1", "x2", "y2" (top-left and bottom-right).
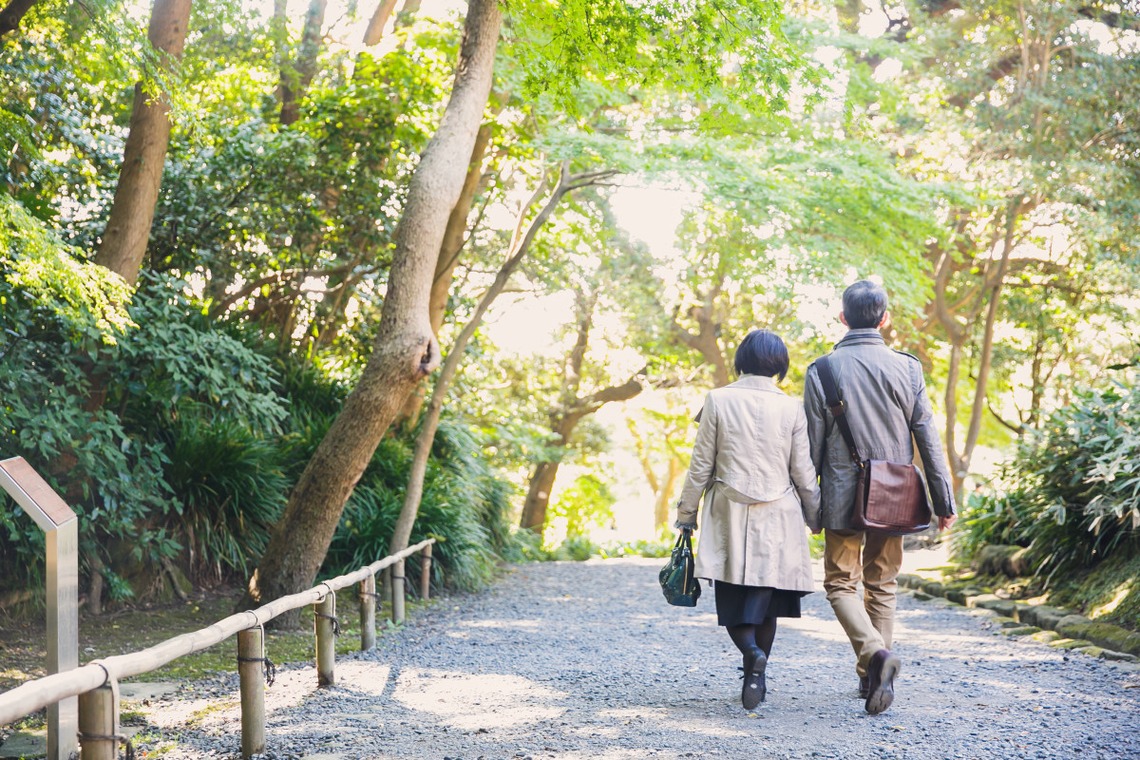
[
  {"x1": 519, "y1": 283, "x2": 643, "y2": 532},
  {"x1": 278, "y1": 0, "x2": 327, "y2": 126},
  {"x1": 897, "y1": 0, "x2": 1140, "y2": 496},
  {"x1": 243, "y1": 0, "x2": 502, "y2": 620},
  {"x1": 94, "y1": 0, "x2": 192, "y2": 285}
]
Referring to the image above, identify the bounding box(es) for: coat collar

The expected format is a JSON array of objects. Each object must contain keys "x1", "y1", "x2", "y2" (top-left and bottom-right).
[
  {"x1": 728, "y1": 374, "x2": 785, "y2": 393},
  {"x1": 834, "y1": 328, "x2": 886, "y2": 349}
]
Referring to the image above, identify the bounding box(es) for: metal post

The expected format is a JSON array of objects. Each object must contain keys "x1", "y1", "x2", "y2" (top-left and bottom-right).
[
  {"x1": 315, "y1": 593, "x2": 336, "y2": 687},
  {"x1": 77, "y1": 685, "x2": 115, "y2": 760},
  {"x1": 420, "y1": 544, "x2": 432, "y2": 601},
  {"x1": 360, "y1": 575, "x2": 376, "y2": 651},
  {"x1": 0, "y1": 458, "x2": 78, "y2": 760},
  {"x1": 391, "y1": 559, "x2": 406, "y2": 625},
  {"x1": 237, "y1": 628, "x2": 266, "y2": 759}
]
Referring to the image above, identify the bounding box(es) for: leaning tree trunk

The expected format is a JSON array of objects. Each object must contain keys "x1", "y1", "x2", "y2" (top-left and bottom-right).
[
  {"x1": 94, "y1": 0, "x2": 192, "y2": 286},
  {"x1": 0, "y1": 0, "x2": 38, "y2": 38},
  {"x1": 242, "y1": 0, "x2": 502, "y2": 625},
  {"x1": 394, "y1": 121, "x2": 496, "y2": 429}
]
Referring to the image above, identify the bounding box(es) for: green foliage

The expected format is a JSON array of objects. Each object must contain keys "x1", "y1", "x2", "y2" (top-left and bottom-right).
[
  {"x1": 114, "y1": 276, "x2": 288, "y2": 436},
  {"x1": 507, "y1": 0, "x2": 809, "y2": 125},
  {"x1": 0, "y1": 196, "x2": 132, "y2": 343},
  {"x1": 0, "y1": 200, "x2": 177, "y2": 592},
  {"x1": 325, "y1": 418, "x2": 517, "y2": 591},
  {"x1": 548, "y1": 473, "x2": 616, "y2": 539},
  {"x1": 953, "y1": 370, "x2": 1140, "y2": 583},
  {"x1": 164, "y1": 416, "x2": 288, "y2": 582}
]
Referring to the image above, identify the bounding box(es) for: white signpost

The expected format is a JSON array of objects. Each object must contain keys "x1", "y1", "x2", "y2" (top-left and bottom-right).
[{"x1": 0, "y1": 457, "x2": 79, "y2": 760}]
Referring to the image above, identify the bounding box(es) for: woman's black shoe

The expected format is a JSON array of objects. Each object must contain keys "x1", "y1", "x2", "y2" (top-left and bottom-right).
[{"x1": 741, "y1": 646, "x2": 768, "y2": 709}]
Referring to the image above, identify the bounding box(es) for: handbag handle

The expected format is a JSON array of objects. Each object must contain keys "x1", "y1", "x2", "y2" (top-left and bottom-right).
[{"x1": 815, "y1": 355, "x2": 863, "y2": 467}]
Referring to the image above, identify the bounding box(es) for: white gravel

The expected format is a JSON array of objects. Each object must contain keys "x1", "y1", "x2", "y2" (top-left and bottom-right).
[{"x1": 129, "y1": 556, "x2": 1140, "y2": 759}]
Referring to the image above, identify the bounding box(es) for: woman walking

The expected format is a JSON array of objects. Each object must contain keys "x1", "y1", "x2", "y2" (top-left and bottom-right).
[{"x1": 675, "y1": 329, "x2": 821, "y2": 710}]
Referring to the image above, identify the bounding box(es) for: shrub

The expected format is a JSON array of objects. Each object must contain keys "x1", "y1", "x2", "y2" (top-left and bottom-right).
[
  {"x1": 0, "y1": 198, "x2": 175, "y2": 601},
  {"x1": 324, "y1": 418, "x2": 517, "y2": 592},
  {"x1": 953, "y1": 370, "x2": 1140, "y2": 585}
]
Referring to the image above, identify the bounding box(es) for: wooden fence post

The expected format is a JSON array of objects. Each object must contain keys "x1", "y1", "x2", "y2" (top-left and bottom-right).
[
  {"x1": 237, "y1": 627, "x2": 267, "y2": 759},
  {"x1": 420, "y1": 544, "x2": 432, "y2": 601},
  {"x1": 315, "y1": 592, "x2": 337, "y2": 687},
  {"x1": 381, "y1": 566, "x2": 392, "y2": 605},
  {"x1": 391, "y1": 559, "x2": 406, "y2": 625},
  {"x1": 360, "y1": 575, "x2": 377, "y2": 651},
  {"x1": 77, "y1": 684, "x2": 116, "y2": 760}
]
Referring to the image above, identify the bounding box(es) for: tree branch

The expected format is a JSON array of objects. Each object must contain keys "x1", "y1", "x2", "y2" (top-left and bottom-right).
[{"x1": 0, "y1": 0, "x2": 38, "y2": 38}]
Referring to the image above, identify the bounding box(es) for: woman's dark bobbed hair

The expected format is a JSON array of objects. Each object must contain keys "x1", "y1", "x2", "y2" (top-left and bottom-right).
[{"x1": 733, "y1": 329, "x2": 789, "y2": 381}]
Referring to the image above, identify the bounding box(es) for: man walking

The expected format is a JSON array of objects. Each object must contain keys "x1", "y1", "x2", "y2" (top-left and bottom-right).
[{"x1": 803, "y1": 280, "x2": 956, "y2": 715}]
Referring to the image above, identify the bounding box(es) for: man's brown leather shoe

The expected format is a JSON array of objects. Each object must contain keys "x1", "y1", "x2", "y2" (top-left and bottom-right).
[
  {"x1": 864, "y1": 649, "x2": 900, "y2": 715},
  {"x1": 858, "y1": 675, "x2": 869, "y2": 699}
]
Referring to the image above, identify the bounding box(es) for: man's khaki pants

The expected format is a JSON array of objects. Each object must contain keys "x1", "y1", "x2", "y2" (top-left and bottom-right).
[{"x1": 823, "y1": 529, "x2": 903, "y2": 677}]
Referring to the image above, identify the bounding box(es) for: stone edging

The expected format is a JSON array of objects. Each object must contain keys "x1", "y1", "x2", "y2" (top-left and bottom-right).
[{"x1": 897, "y1": 573, "x2": 1140, "y2": 663}]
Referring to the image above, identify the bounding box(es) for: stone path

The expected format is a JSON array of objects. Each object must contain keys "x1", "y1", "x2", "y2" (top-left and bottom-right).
[{"x1": 112, "y1": 553, "x2": 1139, "y2": 759}]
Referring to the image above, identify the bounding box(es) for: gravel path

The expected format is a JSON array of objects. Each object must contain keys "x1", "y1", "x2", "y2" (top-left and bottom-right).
[{"x1": 131, "y1": 556, "x2": 1140, "y2": 759}]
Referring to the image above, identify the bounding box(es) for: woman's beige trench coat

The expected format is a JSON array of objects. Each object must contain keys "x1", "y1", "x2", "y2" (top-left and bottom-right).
[{"x1": 675, "y1": 374, "x2": 821, "y2": 593}]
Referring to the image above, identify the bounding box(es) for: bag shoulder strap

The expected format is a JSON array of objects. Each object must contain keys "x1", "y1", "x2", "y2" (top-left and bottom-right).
[{"x1": 816, "y1": 355, "x2": 862, "y2": 465}]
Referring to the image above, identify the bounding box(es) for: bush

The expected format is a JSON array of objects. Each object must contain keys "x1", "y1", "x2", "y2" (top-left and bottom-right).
[
  {"x1": 953, "y1": 370, "x2": 1140, "y2": 585},
  {"x1": 324, "y1": 418, "x2": 517, "y2": 592},
  {"x1": 0, "y1": 198, "x2": 175, "y2": 601}
]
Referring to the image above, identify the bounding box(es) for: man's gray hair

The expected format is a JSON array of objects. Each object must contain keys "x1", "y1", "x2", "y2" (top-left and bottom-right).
[{"x1": 842, "y1": 280, "x2": 888, "y2": 329}]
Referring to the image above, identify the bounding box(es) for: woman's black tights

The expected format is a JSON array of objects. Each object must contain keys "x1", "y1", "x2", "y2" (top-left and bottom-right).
[{"x1": 726, "y1": 618, "x2": 777, "y2": 657}]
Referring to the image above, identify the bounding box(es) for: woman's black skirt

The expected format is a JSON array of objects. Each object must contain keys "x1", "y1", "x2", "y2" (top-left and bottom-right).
[{"x1": 714, "y1": 581, "x2": 805, "y2": 627}]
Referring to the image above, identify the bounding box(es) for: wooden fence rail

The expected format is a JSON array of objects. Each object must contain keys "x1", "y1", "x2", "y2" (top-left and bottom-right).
[{"x1": 0, "y1": 538, "x2": 437, "y2": 759}]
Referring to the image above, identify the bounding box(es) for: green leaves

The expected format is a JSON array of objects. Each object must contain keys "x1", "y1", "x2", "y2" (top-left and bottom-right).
[
  {"x1": 955, "y1": 368, "x2": 1140, "y2": 582},
  {"x1": 505, "y1": 0, "x2": 807, "y2": 126}
]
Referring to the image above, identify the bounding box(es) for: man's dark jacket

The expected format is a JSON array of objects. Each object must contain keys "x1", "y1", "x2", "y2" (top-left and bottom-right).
[{"x1": 804, "y1": 328, "x2": 956, "y2": 531}]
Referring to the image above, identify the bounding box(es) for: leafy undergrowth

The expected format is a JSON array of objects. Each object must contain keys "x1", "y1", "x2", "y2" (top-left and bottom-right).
[{"x1": 0, "y1": 584, "x2": 431, "y2": 729}]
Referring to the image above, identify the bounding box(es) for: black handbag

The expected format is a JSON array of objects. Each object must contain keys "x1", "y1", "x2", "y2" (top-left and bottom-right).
[
  {"x1": 816, "y1": 355, "x2": 933, "y2": 535},
  {"x1": 659, "y1": 528, "x2": 701, "y2": 606}
]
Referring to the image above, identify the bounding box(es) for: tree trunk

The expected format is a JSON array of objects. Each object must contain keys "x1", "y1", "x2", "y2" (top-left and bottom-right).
[
  {"x1": 242, "y1": 0, "x2": 502, "y2": 625},
  {"x1": 518, "y1": 284, "x2": 643, "y2": 533},
  {"x1": 279, "y1": 0, "x2": 328, "y2": 126},
  {"x1": 671, "y1": 277, "x2": 730, "y2": 387},
  {"x1": 0, "y1": 0, "x2": 38, "y2": 38},
  {"x1": 362, "y1": 0, "x2": 400, "y2": 46},
  {"x1": 653, "y1": 458, "x2": 683, "y2": 529},
  {"x1": 94, "y1": 0, "x2": 193, "y2": 286},
  {"x1": 938, "y1": 198, "x2": 1022, "y2": 502},
  {"x1": 520, "y1": 459, "x2": 562, "y2": 533},
  {"x1": 394, "y1": 121, "x2": 495, "y2": 429}
]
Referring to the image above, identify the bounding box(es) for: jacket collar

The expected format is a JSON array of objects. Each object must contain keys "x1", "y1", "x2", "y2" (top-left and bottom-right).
[
  {"x1": 729, "y1": 374, "x2": 785, "y2": 393},
  {"x1": 834, "y1": 328, "x2": 886, "y2": 349}
]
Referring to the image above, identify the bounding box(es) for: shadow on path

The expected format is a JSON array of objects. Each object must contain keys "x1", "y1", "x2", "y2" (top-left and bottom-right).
[{"x1": 128, "y1": 556, "x2": 1139, "y2": 759}]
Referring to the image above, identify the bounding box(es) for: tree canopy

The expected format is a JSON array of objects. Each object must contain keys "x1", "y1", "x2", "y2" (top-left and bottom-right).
[{"x1": 0, "y1": 0, "x2": 1136, "y2": 612}]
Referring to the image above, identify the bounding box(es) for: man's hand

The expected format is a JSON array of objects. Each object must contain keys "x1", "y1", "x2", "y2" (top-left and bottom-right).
[{"x1": 938, "y1": 514, "x2": 957, "y2": 531}]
